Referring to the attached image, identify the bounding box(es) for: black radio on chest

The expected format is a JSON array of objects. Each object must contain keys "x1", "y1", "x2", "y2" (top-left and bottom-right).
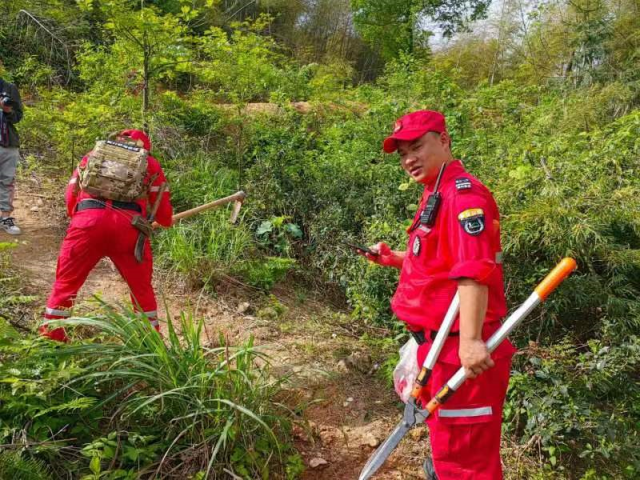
[
  {"x1": 420, "y1": 192, "x2": 441, "y2": 227},
  {"x1": 419, "y1": 162, "x2": 447, "y2": 228}
]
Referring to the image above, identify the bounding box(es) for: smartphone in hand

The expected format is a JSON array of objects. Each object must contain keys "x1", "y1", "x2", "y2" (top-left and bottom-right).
[{"x1": 345, "y1": 242, "x2": 379, "y2": 256}]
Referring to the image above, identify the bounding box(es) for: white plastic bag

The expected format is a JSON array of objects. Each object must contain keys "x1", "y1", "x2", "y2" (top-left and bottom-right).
[{"x1": 393, "y1": 337, "x2": 420, "y2": 403}]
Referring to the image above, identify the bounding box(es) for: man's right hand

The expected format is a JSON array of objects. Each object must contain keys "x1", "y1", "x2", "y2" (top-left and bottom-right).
[{"x1": 365, "y1": 242, "x2": 405, "y2": 269}]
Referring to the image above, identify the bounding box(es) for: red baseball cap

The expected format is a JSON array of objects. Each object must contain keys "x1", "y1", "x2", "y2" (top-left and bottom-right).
[
  {"x1": 119, "y1": 129, "x2": 151, "y2": 151},
  {"x1": 383, "y1": 110, "x2": 447, "y2": 153}
]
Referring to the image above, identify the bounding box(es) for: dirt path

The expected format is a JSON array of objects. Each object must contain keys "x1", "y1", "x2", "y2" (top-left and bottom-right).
[{"x1": 4, "y1": 177, "x2": 423, "y2": 479}]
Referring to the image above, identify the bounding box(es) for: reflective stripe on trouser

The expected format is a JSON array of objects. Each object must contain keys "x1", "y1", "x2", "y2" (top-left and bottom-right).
[
  {"x1": 44, "y1": 307, "x2": 71, "y2": 318},
  {"x1": 46, "y1": 206, "x2": 158, "y2": 322},
  {"x1": 417, "y1": 341, "x2": 512, "y2": 480},
  {"x1": 144, "y1": 311, "x2": 159, "y2": 328},
  {"x1": 0, "y1": 147, "x2": 19, "y2": 212},
  {"x1": 41, "y1": 307, "x2": 71, "y2": 342},
  {"x1": 438, "y1": 406, "x2": 493, "y2": 418}
]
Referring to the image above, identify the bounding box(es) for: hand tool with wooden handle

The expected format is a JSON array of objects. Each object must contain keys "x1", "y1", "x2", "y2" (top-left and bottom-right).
[{"x1": 152, "y1": 191, "x2": 246, "y2": 228}]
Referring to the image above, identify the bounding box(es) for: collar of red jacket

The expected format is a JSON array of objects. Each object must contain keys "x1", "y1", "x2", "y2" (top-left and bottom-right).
[
  {"x1": 120, "y1": 129, "x2": 151, "y2": 151},
  {"x1": 423, "y1": 159, "x2": 465, "y2": 192}
]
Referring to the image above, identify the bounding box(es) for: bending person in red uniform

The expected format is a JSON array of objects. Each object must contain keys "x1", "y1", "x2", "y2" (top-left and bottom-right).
[
  {"x1": 365, "y1": 111, "x2": 515, "y2": 479},
  {"x1": 40, "y1": 129, "x2": 173, "y2": 342}
]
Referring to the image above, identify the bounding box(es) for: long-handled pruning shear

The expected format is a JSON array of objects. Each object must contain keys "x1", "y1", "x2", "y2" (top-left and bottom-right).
[{"x1": 359, "y1": 258, "x2": 577, "y2": 480}]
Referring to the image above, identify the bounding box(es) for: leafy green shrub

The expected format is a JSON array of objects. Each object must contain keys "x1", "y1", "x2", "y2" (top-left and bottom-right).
[
  {"x1": 256, "y1": 216, "x2": 303, "y2": 255},
  {"x1": 155, "y1": 90, "x2": 225, "y2": 137},
  {"x1": 80, "y1": 432, "x2": 166, "y2": 479},
  {"x1": 505, "y1": 336, "x2": 640, "y2": 478},
  {"x1": 233, "y1": 257, "x2": 296, "y2": 291},
  {"x1": 0, "y1": 244, "x2": 37, "y2": 322},
  {"x1": 196, "y1": 15, "x2": 302, "y2": 103}
]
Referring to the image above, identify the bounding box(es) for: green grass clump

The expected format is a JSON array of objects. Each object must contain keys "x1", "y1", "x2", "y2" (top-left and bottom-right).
[{"x1": 0, "y1": 308, "x2": 299, "y2": 479}]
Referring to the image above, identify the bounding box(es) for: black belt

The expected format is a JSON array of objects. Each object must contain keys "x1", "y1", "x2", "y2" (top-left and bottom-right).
[
  {"x1": 409, "y1": 329, "x2": 459, "y2": 345},
  {"x1": 76, "y1": 199, "x2": 142, "y2": 213}
]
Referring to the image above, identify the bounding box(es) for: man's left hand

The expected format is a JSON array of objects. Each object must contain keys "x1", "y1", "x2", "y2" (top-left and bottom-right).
[{"x1": 459, "y1": 337, "x2": 494, "y2": 379}]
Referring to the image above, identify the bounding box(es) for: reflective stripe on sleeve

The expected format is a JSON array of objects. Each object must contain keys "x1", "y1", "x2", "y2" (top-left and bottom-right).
[
  {"x1": 144, "y1": 310, "x2": 158, "y2": 318},
  {"x1": 68, "y1": 178, "x2": 77, "y2": 185},
  {"x1": 438, "y1": 406, "x2": 493, "y2": 418},
  {"x1": 45, "y1": 307, "x2": 71, "y2": 317},
  {"x1": 149, "y1": 319, "x2": 159, "y2": 327}
]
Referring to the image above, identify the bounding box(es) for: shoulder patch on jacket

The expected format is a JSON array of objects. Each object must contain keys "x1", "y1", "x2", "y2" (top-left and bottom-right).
[
  {"x1": 455, "y1": 177, "x2": 472, "y2": 191},
  {"x1": 458, "y1": 208, "x2": 485, "y2": 236}
]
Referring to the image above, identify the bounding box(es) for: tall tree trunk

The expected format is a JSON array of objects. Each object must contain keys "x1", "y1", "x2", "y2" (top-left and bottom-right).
[
  {"x1": 406, "y1": 0, "x2": 414, "y2": 55},
  {"x1": 490, "y1": 0, "x2": 508, "y2": 86},
  {"x1": 142, "y1": 32, "x2": 150, "y2": 133}
]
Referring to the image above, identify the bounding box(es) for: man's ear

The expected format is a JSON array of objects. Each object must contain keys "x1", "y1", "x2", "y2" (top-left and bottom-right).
[{"x1": 440, "y1": 131, "x2": 451, "y2": 149}]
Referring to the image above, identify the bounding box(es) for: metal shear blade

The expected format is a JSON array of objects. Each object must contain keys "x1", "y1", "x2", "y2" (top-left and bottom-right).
[{"x1": 358, "y1": 401, "x2": 429, "y2": 480}]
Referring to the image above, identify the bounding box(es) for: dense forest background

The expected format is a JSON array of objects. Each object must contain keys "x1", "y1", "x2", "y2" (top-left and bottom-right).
[{"x1": 0, "y1": 0, "x2": 639, "y2": 478}]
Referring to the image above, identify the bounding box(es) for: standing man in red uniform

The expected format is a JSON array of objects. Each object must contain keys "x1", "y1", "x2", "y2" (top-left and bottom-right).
[
  {"x1": 40, "y1": 129, "x2": 173, "y2": 342},
  {"x1": 365, "y1": 111, "x2": 515, "y2": 479}
]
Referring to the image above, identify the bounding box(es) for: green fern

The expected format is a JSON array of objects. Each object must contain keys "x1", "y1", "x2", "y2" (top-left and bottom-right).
[
  {"x1": 0, "y1": 451, "x2": 51, "y2": 480},
  {"x1": 0, "y1": 318, "x2": 19, "y2": 339},
  {"x1": 0, "y1": 295, "x2": 38, "y2": 307},
  {"x1": 33, "y1": 396, "x2": 98, "y2": 418}
]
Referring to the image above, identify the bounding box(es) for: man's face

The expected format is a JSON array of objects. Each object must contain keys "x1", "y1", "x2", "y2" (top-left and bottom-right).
[{"x1": 397, "y1": 131, "x2": 450, "y2": 184}]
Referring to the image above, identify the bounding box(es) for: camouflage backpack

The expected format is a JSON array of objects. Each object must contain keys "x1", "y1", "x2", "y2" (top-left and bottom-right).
[{"x1": 79, "y1": 135, "x2": 149, "y2": 202}]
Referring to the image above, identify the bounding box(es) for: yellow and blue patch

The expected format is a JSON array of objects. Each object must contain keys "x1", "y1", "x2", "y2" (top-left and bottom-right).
[{"x1": 458, "y1": 208, "x2": 485, "y2": 236}]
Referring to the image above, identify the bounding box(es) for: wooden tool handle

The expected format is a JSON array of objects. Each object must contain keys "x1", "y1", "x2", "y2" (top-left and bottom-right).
[
  {"x1": 153, "y1": 191, "x2": 246, "y2": 228},
  {"x1": 172, "y1": 191, "x2": 246, "y2": 223}
]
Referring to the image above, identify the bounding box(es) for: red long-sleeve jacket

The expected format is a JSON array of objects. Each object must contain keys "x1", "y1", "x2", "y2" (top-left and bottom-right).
[{"x1": 391, "y1": 160, "x2": 508, "y2": 332}]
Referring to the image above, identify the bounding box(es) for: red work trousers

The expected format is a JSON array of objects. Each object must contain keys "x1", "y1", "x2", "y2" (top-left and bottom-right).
[
  {"x1": 417, "y1": 328, "x2": 513, "y2": 480},
  {"x1": 43, "y1": 206, "x2": 158, "y2": 339}
]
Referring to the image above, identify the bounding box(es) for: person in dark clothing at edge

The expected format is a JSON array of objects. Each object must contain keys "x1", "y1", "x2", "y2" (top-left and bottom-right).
[{"x1": 0, "y1": 63, "x2": 24, "y2": 235}]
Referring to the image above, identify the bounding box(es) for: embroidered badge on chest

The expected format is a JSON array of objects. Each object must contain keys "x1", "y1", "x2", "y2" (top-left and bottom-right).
[
  {"x1": 458, "y1": 208, "x2": 485, "y2": 236},
  {"x1": 412, "y1": 236, "x2": 421, "y2": 256},
  {"x1": 455, "y1": 178, "x2": 472, "y2": 191}
]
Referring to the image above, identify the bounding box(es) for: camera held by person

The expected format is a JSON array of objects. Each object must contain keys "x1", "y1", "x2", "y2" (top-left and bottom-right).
[{"x1": 0, "y1": 93, "x2": 14, "y2": 108}]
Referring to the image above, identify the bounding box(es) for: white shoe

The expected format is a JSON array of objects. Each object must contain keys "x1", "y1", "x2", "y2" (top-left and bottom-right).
[{"x1": 0, "y1": 217, "x2": 21, "y2": 235}]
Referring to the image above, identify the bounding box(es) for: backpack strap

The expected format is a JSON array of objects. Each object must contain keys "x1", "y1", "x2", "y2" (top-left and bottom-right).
[{"x1": 146, "y1": 172, "x2": 159, "y2": 198}]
